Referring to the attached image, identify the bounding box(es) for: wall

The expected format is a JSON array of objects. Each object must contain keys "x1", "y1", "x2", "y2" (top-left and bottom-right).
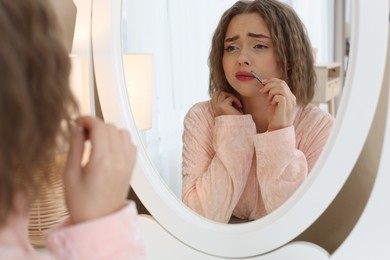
[{"x1": 48, "y1": 0, "x2": 76, "y2": 53}]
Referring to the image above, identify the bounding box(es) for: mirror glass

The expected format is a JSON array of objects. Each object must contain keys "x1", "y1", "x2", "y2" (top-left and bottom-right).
[
  {"x1": 121, "y1": 0, "x2": 352, "y2": 213},
  {"x1": 121, "y1": 0, "x2": 239, "y2": 198}
]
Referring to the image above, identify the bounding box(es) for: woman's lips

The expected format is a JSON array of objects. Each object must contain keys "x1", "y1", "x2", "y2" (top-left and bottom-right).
[{"x1": 235, "y1": 71, "x2": 255, "y2": 81}]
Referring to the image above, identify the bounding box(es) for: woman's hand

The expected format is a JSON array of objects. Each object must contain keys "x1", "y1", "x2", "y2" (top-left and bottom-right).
[
  {"x1": 260, "y1": 78, "x2": 296, "y2": 131},
  {"x1": 211, "y1": 91, "x2": 243, "y2": 117},
  {"x1": 64, "y1": 116, "x2": 137, "y2": 224}
]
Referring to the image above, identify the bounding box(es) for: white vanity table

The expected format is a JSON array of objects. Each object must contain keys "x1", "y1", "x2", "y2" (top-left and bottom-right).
[
  {"x1": 313, "y1": 62, "x2": 342, "y2": 116},
  {"x1": 71, "y1": 0, "x2": 390, "y2": 259}
]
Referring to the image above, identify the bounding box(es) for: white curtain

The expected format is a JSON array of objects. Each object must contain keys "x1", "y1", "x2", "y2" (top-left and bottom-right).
[
  {"x1": 121, "y1": 0, "x2": 333, "y2": 198},
  {"x1": 122, "y1": 0, "x2": 236, "y2": 198},
  {"x1": 285, "y1": 0, "x2": 334, "y2": 63}
]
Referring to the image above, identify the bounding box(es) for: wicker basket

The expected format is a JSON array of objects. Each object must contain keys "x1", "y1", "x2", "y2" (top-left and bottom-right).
[{"x1": 28, "y1": 152, "x2": 69, "y2": 248}]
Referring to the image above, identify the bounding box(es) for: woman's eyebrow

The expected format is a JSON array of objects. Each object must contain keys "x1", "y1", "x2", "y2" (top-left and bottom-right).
[
  {"x1": 224, "y1": 35, "x2": 239, "y2": 42},
  {"x1": 224, "y1": 33, "x2": 270, "y2": 42},
  {"x1": 248, "y1": 32, "x2": 270, "y2": 39}
]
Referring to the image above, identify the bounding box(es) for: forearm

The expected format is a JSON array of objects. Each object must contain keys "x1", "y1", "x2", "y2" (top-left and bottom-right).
[
  {"x1": 182, "y1": 115, "x2": 256, "y2": 223},
  {"x1": 46, "y1": 202, "x2": 144, "y2": 259},
  {"x1": 183, "y1": 154, "x2": 253, "y2": 223},
  {"x1": 254, "y1": 126, "x2": 308, "y2": 213}
]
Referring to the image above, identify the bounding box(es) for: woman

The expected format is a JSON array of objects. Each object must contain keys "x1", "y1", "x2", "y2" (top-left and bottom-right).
[
  {"x1": 0, "y1": 0, "x2": 144, "y2": 258},
  {"x1": 182, "y1": 0, "x2": 334, "y2": 223}
]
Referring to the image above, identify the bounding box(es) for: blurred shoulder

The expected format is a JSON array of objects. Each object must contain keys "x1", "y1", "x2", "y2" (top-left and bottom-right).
[
  {"x1": 296, "y1": 103, "x2": 334, "y2": 124},
  {"x1": 185, "y1": 100, "x2": 213, "y2": 119},
  {"x1": 294, "y1": 103, "x2": 334, "y2": 135}
]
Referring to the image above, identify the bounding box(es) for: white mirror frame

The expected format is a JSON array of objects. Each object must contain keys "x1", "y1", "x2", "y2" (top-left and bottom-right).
[
  {"x1": 71, "y1": 0, "x2": 94, "y2": 116},
  {"x1": 91, "y1": 0, "x2": 389, "y2": 258}
]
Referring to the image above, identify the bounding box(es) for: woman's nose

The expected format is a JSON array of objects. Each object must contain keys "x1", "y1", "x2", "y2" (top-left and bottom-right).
[{"x1": 237, "y1": 50, "x2": 250, "y2": 66}]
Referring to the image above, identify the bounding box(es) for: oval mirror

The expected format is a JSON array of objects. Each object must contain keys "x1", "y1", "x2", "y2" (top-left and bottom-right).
[
  {"x1": 92, "y1": 0, "x2": 389, "y2": 257},
  {"x1": 119, "y1": 0, "x2": 351, "y2": 201}
]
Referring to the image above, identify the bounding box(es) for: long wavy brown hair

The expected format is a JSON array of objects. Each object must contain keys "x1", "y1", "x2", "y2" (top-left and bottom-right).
[
  {"x1": 208, "y1": 0, "x2": 315, "y2": 106},
  {"x1": 0, "y1": 0, "x2": 79, "y2": 227}
]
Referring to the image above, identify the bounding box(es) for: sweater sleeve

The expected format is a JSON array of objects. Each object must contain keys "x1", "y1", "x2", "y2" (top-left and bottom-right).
[
  {"x1": 253, "y1": 105, "x2": 334, "y2": 215},
  {"x1": 254, "y1": 126, "x2": 308, "y2": 214},
  {"x1": 45, "y1": 201, "x2": 144, "y2": 260},
  {"x1": 182, "y1": 103, "x2": 256, "y2": 223}
]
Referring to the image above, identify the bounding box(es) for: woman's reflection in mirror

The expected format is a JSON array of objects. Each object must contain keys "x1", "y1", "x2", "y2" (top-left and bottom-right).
[{"x1": 182, "y1": 0, "x2": 334, "y2": 223}]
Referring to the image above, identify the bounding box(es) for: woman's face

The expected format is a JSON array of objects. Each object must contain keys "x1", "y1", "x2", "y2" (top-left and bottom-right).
[{"x1": 222, "y1": 13, "x2": 282, "y2": 97}]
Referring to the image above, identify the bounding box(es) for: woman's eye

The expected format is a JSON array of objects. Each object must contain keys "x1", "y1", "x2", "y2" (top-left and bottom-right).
[
  {"x1": 254, "y1": 44, "x2": 268, "y2": 49},
  {"x1": 224, "y1": 45, "x2": 238, "y2": 52}
]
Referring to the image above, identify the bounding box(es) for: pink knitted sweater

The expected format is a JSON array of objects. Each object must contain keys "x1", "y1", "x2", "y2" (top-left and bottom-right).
[
  {"x1": 0, "y1": 199, "x2": 144, "y2": 259},
  {"x1": 182, "y1": 101, "x2": 334, "y2": 223}
]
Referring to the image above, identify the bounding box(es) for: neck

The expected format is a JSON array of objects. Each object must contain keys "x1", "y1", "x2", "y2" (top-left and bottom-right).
[
  {"x1": 241, "y1": 95, "x2": 269, "y2": 133},
  {"x1": 0, "y1": 191, "x2": 34, "y2": 253}
]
